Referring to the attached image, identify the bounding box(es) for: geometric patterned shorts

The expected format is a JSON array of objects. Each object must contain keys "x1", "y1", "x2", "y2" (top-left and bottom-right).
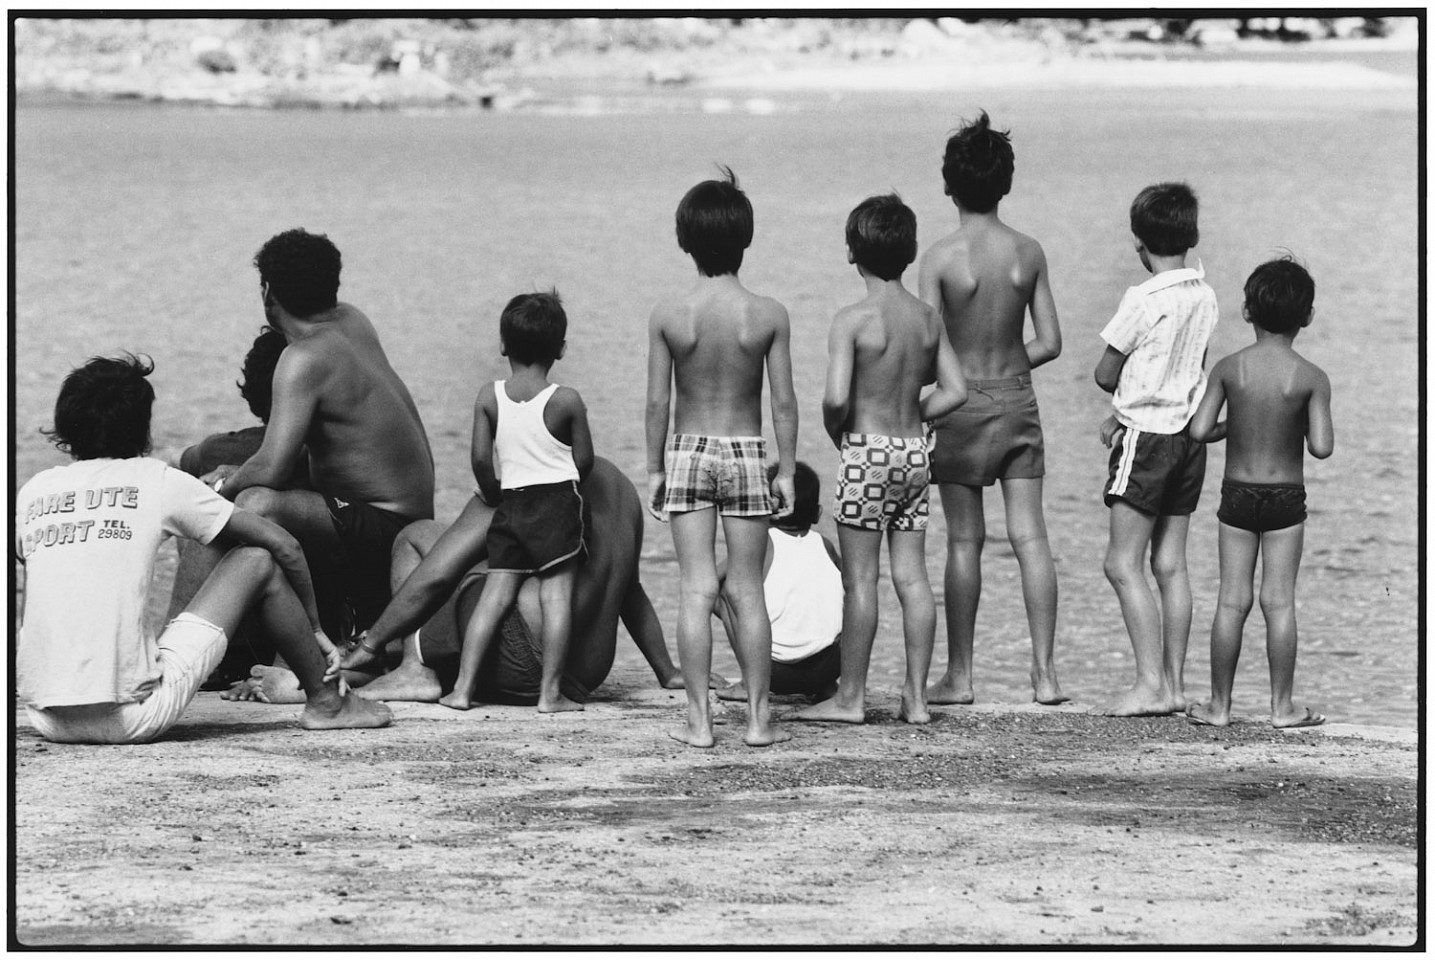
[{"x1": 833, "y1": 432, "x2": 932, "y2": 531}]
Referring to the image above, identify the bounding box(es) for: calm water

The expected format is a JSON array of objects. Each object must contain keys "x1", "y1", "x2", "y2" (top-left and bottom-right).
[{"x1": 13, "y1": 81, "x2": 1419, "y2": 727}]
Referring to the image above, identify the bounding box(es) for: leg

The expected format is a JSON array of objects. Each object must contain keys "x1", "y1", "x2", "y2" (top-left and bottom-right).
[
  {"x1": 535, "y1": 564, "x2": 583, "y2": 713},
  {"x1": 1000, "y1": 477, "x2": 1066, "y2": 704},
  {"x1": 1188, "y1": 522, "x2": 1257, "y2": 727},
  {"x1": 719, "y1": 514, "x2": 789, "y2": 746},
  {"x1": 438, "y1": 572, "x2": 522, "y2": 710},
  {"x1": 930, "y1": 483, "x2": 984, "y2": 704},
  {"x1": 1150, "y1": 513, "x2": 1193, "y2": 712},
  {"x1": 667, "y1": 508, "x2": 720, "y2": 747},
  {"x1": 793, "y1": 523, "x2": 882, "y2": 724},
  {"x1": 888, "y1": 528, "x2": 936, "y2": 724},
  {"x1": 1259, "y1": 524, "x2": 1322, "y2": 727},
  {"x1": 1100, "y1": 502, "x2": 1170, "y2": 716},
  {"x1": 712, "y1": 588, "x2": 750, "y2": 701}
]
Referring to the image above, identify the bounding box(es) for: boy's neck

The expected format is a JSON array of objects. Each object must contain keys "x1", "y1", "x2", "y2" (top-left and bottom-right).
[
  {"x1": 773, "y1": 523, "x2": 809, "y2": 537},
  {"x1": 955, "y1": 203, "x2": 1001, "y2": 227},
  {"x1": 694, "y1": 269, "x2": 744, "y2": 289},
  {"x1": 1144, "y1": 251, "x2": 1189, "y2": 275},
  {"x1": 1253, "y1": 327, "x2": 1298, "y2": 347},
  {"x1": 506, "y1": 361, "x2": 553, "y2": 385},
  {"x1": 857, "y1": 265, "x2": 905, "y2": 294}
]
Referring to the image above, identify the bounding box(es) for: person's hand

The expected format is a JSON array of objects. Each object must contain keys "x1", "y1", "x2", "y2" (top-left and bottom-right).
[
  {"x1": 771, "y1": 470, "x2": 796, "y2": 520},
  {"x1": 199, "y1": 463, "x2": 239, "y2": 490},
  {"x1": 646, "y1": 472, "x2": 668, "y2": 523},
  {"x1": 1099, "y1": 415, "x2": 1124, "y2": 449},
  {"x1": 314, "y1": 629, "x2": 346, "y2": 689}
]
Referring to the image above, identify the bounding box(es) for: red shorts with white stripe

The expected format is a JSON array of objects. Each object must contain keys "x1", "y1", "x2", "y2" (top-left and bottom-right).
[{"x1": 1103, "y1": 422, "x2": 1207, "y2": 516}]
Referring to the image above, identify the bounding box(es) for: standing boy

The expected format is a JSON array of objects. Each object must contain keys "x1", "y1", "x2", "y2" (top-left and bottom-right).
[
  {"x1": 795, "y1": 194, "x2": 967, "y2": 725},
  {"x1": 919, "y1": 112, "x2": 1067, "y2": 706},
  {"x1": 1095, "y1": 182, "x2": 1219, "y2": 717},
  {"x1": 438, "y1": 291, "x2": 593, "y2": 714},
  {"x1": 1187, "y1": 257, "x2": 1333, "y2": 728},
  {"x1": 646, "y1": 167, "x2": 798, "y2": 748}
]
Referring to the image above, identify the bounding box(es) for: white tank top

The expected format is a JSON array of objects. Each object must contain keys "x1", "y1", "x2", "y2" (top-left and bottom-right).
[
  {"x1": 494, "y1": 380, "x2": 579, "y2": 489},
  {"x1": 765, "y1": 528, "x2": 844, "y2": 662}
]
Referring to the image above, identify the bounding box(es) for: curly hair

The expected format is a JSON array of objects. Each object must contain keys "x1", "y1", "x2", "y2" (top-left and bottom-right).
[
  {"x1": 1244, "y1": 255, "x2": 1314, "y2": 334},
  {"x1": 500, "y1": 290, "x2": 567, "y2": 365},
  {"x1": 253, "y1": 228, "x2": 341, "y2": 317},
  {"x1": 45, "y1": 353, "x2": 155, "y2": 460},
  {"x1": 1130, "y1": 183, "x2": 1199, "y2": 256},
  {"x1": 941, "y1": 111, "x2": 1014, "y2": 214},
  {"x1": 675, "y1": 165, "x2": 754, "y2": 277},
  {"x1": 846, "y1": 193, "x2": 918, "y2": 282},
  {"x1": 238, "y1": 326, "x2": 288, "y2": 423},
  {"x1": 769, "y1": 460, "x2": 822, "y2": 531}
]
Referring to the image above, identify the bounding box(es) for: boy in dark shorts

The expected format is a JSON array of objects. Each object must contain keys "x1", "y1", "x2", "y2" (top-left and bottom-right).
[
  {"x1": 438, "y1": 291, "x2": 594, "y2": 714},
  {"x1": 918, "y1": 112, "x2": 1067, "y2": 707},
  {"x1": 795, "y1": 194, "x2": 966, "y2": 726},
  {"x1": 1094, "y1": 182, "x2": 1219, "y2": 716},
  {"x1": 1187, "y1": 257, "x2": 1333, "y2": 728},
  {"x1": 646, "y1": 167, "x2": 798, "y2": 747}
]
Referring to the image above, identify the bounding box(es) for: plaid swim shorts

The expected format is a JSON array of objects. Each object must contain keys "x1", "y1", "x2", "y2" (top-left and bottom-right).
[
  {"x1": 833, "y1": 433, "x2": 932, "y2": 531},
  {"x1": 663, "y1": 434, "x2": 772, "y2": 517}
]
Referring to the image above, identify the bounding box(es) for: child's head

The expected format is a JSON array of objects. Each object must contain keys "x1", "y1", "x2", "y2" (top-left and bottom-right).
[
  {"x1": 1129, "y1": 183, "x2": 1199, "y2": 256},
  {"x1": 941, "y1": 111, "x2": 1014, "y2": 213},
  {"x1": 846, "y1": 193, "x2": 918, "y2": 281},
  {"x1": 675, "y1": 166, "x2": 754, "y2": 277},
  {"x1": 238, "y1": 326, "x2": 288, "y2": 424},
  {"x1": 253, "y1": 228, "x2": 342, "y2": 317},
  {"x1": 1244, "y1": 256, "x2": 1315, "y2": 334},
  {"x1": 45, "y1": 354, "x2": 155, "y2": 460},
  {"x1": 769, "y1": 460, "x2": 821, "y2": 531},
  {"x1": 500, "y1": 290, "x2": 567, "y2": 366}
]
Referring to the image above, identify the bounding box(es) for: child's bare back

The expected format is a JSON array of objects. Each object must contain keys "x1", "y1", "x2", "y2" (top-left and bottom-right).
[{"x1": 1212, "y1": 341, "x2": 1331, "y2": 485}]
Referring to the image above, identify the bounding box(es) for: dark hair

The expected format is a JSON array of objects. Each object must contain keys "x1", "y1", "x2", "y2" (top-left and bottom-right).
[
  {"x1": 847, "y1": 193, "x2": 918, "y2": 281},
  {"x1": 45, "y1": 354, "x2": 155, "y2": 460},
  {"x1": 1244, "y1": 255, "x2": 1315, "y2": 334},
  {"x1": 1130, "y1": 183, "x2": 1199, "y2": 256},
  {"x1": 941, "y1": 111, "x2": 1014, "y2": 213},
  {"x1": 500, "y1": 290, "x2": 567, "y2": 365},
  {"x1": 238, "y1": 326, "x2": 288, "y2": 423},
  {"x1": 253, "y1": 228, "x2": 341, "y2": 317},
  {"x1": 769, "y1": 460, "x2": 821, "y2": 530},
  {"x1": 675, "y1": 166, "x2": 754, "y2": 277}
]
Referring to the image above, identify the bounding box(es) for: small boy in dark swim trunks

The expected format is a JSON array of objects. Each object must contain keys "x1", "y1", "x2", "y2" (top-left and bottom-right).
[
  {"x1": 794, "y1": 194, "x2": 966, "y2": 726},
  {"x1": 1187, "y1": 257, "x2": 1333, "y2": 729}
]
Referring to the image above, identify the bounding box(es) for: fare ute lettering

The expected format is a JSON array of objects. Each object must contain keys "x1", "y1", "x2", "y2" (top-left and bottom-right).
[{"x1": 19, "y1": 485, "x2": 140, "y2": 557}]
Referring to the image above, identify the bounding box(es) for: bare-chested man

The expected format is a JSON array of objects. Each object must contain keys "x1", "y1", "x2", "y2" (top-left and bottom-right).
[{"x1": 206, "y1": 228, "x2": 434, "y2": 653}]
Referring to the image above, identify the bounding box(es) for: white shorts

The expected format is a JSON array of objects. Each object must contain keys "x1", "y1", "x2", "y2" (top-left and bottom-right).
[{"x1": 25, "y1": 613, "x2": 228, "y2": 745}]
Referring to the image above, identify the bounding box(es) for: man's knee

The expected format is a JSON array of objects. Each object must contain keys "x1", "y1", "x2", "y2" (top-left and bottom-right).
[
  {"x1": 234, "y1": 485, "x2": 284, "y2": 519},
  {"x1": 1149, "y1": 552, "x2": 1187, "y2": 585},
  {"x1": 1258, "y1": 587, "x2": 1295, "y2": 620}
]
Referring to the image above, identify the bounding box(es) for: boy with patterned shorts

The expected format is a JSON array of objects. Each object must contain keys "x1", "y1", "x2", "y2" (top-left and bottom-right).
[
  {"x1": 794, "y1": 194, "x2": 967, "y2": 726},
  {"x1": 1094, "y1": 182, "x2": 1219, "y2": 717},
  {"x1": 646, "y1": 167, "x2": 798, "y2": 748}
]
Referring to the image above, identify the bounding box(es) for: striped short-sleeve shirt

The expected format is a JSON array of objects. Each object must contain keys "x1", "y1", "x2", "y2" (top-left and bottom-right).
[{"x1": 1101, "y1": 262, "x2": 1219, "y2": 435}]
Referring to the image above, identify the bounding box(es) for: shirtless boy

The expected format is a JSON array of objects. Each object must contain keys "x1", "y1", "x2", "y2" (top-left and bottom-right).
[
  {"x1": 1187, "y1": 257, "x2": 1333, "y2": 728},
  {"x1": 646, "y1": 167, "x2": 798, "y2": 748},
  {"x1": 795, "y1": 194, "x2": 967, "y2": 725},
  {"x1": 918, "y1": 112, "x2": 1067, "y2": 706}
]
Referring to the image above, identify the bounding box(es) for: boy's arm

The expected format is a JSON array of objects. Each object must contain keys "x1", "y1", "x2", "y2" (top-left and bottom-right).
[
  {"x1": 618, "y1": 578, "x2": 682, "y2": 689},
  {"x1": 1094, "y1": 345, "x2": 1128, "y2": 394},
  {"x1": 1024, "y1": 246, "x2": 1062, "y2": 369},
  {"x1": 821, "y1": 313, "x2": 856, "y2": 449},
  {"x1": 559, "y1": 387, "x2": 595, "y2": 480},
  {"x1": 470, "y1": 383, "x2": 502, "y2": 506},
  {"x1": 821, "y1": 533, "x2": 841, "y2": 568},
  {"x1": 644, "y1": 311, "x2": 673, "y2": 521},
  {"x1": 1306, "y1": 366, "x2": 1334, "y2": 459},
  {"x1": 766, "y1": 305, "x2": 799, "y2": 518},
  {"x1": 211, "y1": 350, "x2": 315, "y2": 499},
  {"x1": 1188, "y1": 361, "x2": 1228, "y2": 443},
  {"x1": 920, "y1": 323, "x2": 968, "y2": 422}
]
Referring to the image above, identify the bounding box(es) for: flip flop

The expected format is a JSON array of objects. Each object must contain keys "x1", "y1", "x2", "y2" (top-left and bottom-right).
[{"x1": 1274, "y1": 708, "x2": 1326, "y2": 729}]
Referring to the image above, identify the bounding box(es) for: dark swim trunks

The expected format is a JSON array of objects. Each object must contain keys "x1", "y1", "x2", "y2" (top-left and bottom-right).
[
  {"x1": 1217, "y1": 480, "x2": 1307, "y2": 533},
  {"x1": 930, "y1": 374, "x2": 1045, "y2": 486},
  {"x1": 487, "y1": 481, "x2": 585, "y2": 574},
  {"x1": 323, "y1": 495, "x2": 415, "y2": 633},
  {"x1": 771, "y1": 642, "x2": 841, "y2": 697},
  {"x1": 1103, "y1": 423, "x2": 1207, "y2": 516}
]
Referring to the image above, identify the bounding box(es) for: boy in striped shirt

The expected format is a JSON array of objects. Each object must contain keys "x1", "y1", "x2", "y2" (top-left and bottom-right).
[{"x1": 1094, "y1": 182, "x2": 1218, "y2": 717}]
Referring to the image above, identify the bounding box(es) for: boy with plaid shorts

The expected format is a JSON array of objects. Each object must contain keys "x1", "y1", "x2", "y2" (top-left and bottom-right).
[
  {"x1": 794, "y1": 194, "x2": 967, "y2": 726},
  {"x1": 646, "y1": 167, "x2": 798, "y2": 748},
  {"x1": 1094, "y1": 182, "x2": 1219, "y2": 717}
]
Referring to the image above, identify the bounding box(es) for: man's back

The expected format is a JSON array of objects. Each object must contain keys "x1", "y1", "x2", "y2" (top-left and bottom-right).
[
  {"x1": 1219, "y1": 342, "x2": 1326, "y2": 485},
  {"x1": 842, "y1": 285, "x2": 940, "y2": 437}
]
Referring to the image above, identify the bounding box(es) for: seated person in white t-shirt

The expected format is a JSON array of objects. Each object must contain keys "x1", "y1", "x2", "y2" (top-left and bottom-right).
[
  {"x1": 715, "y1": 462, "x2": 843, "y2": 701},
  {"x1": 15, "y1": 354, "x2": 391, "y2": 744}
]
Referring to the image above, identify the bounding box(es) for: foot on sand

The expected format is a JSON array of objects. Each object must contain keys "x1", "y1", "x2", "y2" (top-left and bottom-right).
[
  {"x1": 1186, "y1": 701, "x2": 1230, "y2": 727},
  {"x1": 715, "y1": 682, "x2": 749, "y2": 702},
  {"x1": 299, "y1": 691, "x2": 392, "y2": 730},
  {"x1": 1097, "y1": 685, "x2": 1174, "y2": 717},
  {"x1": 667, "y1": 723, "x2": 715, "y2": 748},
  {"x1": 357, "y1": 662, "x2": 443, "y2": 702},
  {"x1": 437, "y1": 691, "x2": 475, "y2": 711},
  {"x1": 222, "y1": 666, "x2": 305, "y2": 704},
  {"x1": 1031, "y1": 668, "x2": 1070, "y2": 705},
  {"x1": 898, "y1": 691, "x2": 930, "y2": 725},
  {"x1": 1272, "y1": 706, "x2": 1325, "y2": 729},
  {"x1": 926, "y1": 674, "x2": 975, "y2": 706},
  {"x1": 790, "y1": 697, "x2": 866, "y2": 724},
  {"x1": 744, "y1": 723, "x2": 792, "y2": 747},
  {"x1": 537, "y1": 694, "x2": 584, "y2": 714}
]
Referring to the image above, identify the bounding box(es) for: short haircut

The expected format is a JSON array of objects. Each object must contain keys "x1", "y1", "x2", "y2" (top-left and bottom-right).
[
  {"x1": 45, "y1": 354, "x2": 155, "y2": 460},
  {"x1": 253, "y1": 228, "x2": 341, "y2": 317},
  {"x1": 847, "y1": 193, "x2": 918, "y2": 281},
  {"x1": 1130, "y1": 183, "x2": 1199, "y2": 256},
  {"x1": 500, "y1": 290, "x2": 567, "y2": 365},
  {"x1": 1244, "y1": 255, "x2": 1315, "y2": 334},
  {"x1": 675, "y1": 166, "x2": 754, "y2": 277},
  {"x1": 768, "y1": 460, "x2": 821, "y2": 530},
  {"x1": 238, "y1": 326, "x2": 288, "y2": 423},
  {"x1": 941, "y1": 111, "x2": 1014, "y2": 213}
]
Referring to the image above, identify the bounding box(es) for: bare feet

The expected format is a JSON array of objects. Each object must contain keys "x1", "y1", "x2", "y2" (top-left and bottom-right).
[
  {"x1": 1031, "y1": 668, "x2": 1070, "y2": 705},
  {"x1": 926, "y1": 672, "x2": 975, "y2": 706},
  {"x1": 357, "y1": 662, "x2": 443, "y2": 702},
  {"x1": 714, "y1": 681, "x2": 749, "y2": 702},
  {"x1": 299, "y1": 690, "x2": 392, "y2": 730},
  {"x1": 667, "y1": 723, "x2": 715, "y2": 748},
  {"x1": 898, "y1": 692, "x2": 931, "y2": 725},
  {"x1": 222, "y1": 665, "x2": 305, "y2": 704},
  {"x1": 790, "y1": 697, "x2": 866, "y2": 724},
  {"x1": 437, "y1": 691, "x2": 474, "y2": 711},
  {"x1": 1098, "y1": 684, "x2": 1174, "y2": 717},
  {"x1": 743, "y1": 723, "x2": 792, "y2": 747},
  {"x1": 537, "y1": 694, "x2": 585, "y2": 714},
  {"x1": 1186, "y1": 701, "x2": 1230, "y2": 727},
  {"x1": 1272, "y1": 706, "x2": 1325, "y2": 729}
]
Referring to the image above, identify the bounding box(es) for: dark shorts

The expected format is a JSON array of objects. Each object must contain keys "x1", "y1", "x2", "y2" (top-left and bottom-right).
[
  {"x1": 488, "y1": 481, "x2": 586, "y2": 574},
  {"x1": 771, "y1": 642, "x2": 841, "y2": 697},
  {"x1": 1103, "y1": 423, "x2": 1207, "y2": 516},
  {"x1": 930, "y1": 375, "x2": 1045, "y2": 486},
  {"x1": 1218, "y1": 480, "x2": 1307, "y2": 532},
  {"x1": 323, "y1": 495, "x2": 414, "y2": 633}
]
